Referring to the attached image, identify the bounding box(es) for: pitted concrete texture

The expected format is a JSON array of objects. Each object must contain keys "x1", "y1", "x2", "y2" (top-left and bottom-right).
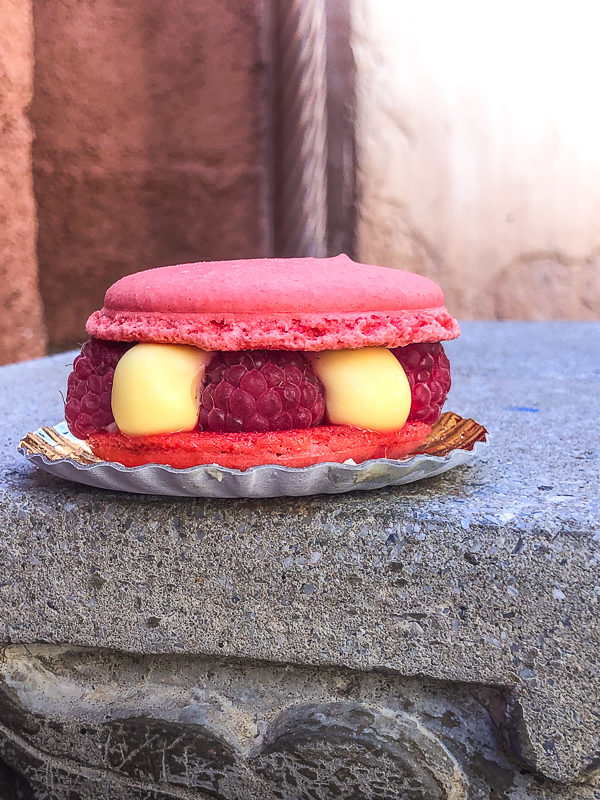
[
  {"x1": 0, "y1": 322, "x2": 599, "y2": 796},
  {"x1": 0, "y1": 0, "x2": 47, "y2": 365}
]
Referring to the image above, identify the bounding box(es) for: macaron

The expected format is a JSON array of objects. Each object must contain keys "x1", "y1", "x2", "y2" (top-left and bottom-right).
[
  {"x1": 87, "y1": 254, "x2": 459, "y2": 351},
  {"x1": 65, "y1": 255, "x2": 459, "y2": 469}
]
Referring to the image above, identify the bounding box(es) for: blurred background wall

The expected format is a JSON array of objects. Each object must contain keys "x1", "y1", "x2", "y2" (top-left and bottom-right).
[
  {"x1": 31, "y1": 0, "x2": 272, "y2": 353},
  {"x1": 352, "y1": 0, "x2": 600, "y2": 320},
  {"x1": 0, "y1": 0, "x2": 46, "y2": 364},
  {"x1": 1, "y1": 0, "x2": 599, "y2": 366}
]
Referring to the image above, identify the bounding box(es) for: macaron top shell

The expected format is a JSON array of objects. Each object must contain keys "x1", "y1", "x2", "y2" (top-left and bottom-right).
[
  {"x1": 87, "y1": 254, "x2": 460, "y2": 351},
  {"x1": 103, "y1": 254, "x2": 442, "y2": 314}
]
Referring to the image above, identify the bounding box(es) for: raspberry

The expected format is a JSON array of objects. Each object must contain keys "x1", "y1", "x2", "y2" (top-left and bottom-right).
[
  {"x1": 65, "y1": 339, "x2": 131, "y2": 440},
  {"x1": 199, "y1": 350, "x2": 325, "y2": 432},
  {"x1": 391, "y1": 342, "x2": 451, "y2": 424}
]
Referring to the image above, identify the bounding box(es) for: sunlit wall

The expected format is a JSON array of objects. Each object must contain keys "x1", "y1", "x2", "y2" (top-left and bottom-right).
[{"x1": 353, "y1": 0, "x2": 600, "y2": 318}]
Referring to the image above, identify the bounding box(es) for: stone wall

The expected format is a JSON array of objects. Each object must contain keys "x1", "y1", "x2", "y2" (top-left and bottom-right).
[
  {"x1": 3, "y1": 644, "x2": 599, "y2": 799},
  {"x1": 0, "y1": 0, "x2": 46, "y2": 366},
  {"x1": 351, "y1": 0, "x2": 600, "y2": 320},
  {"x1": 30, "y1": 0, "x2": 273, "y2": 352},
  {"x1": 3, "y1": 0, "x2": 600, "y2": 367}
]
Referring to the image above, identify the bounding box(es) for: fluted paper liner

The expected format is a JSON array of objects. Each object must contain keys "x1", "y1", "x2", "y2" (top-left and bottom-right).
[{"x1": 18, "y1": 413, "x2": 488, "y2": 497}]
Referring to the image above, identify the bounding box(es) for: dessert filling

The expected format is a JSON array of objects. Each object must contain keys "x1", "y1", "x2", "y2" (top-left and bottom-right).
[
  {"x1": 310, "y1": 348, "x2": 411, "y2": 432},
  {"x1": 65, "y1": 339, "x2": 451, "y2": 441}
]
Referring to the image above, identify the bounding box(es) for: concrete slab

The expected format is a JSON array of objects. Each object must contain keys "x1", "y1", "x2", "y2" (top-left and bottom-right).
[{"x1": 1, "y1": 322, "x2": 598, "y2": 796}]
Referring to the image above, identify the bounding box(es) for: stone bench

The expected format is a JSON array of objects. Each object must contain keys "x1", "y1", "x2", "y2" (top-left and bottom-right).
[{"x1": 0, "y1": 321, "x2": 598, "y2": 799}]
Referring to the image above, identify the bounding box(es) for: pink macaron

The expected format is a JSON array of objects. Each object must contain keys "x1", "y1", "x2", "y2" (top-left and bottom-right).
[
  {"x1": 65, "y1": 254, "x2": 459, "y2": 467},
  {"x1": 86, "y1": 254, "x2": 459, "y2": 351}
]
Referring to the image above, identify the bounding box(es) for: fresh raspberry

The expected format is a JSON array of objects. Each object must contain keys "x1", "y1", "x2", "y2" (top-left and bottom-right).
[
  {"x1": 199, "y1": 350, "x2": 325, "y2": 432},
  {"x1": 65, "y1": 339, "x2": 131, "y2": 440},
  {"x1": 391, "y1": 341, "x2": 451, "y2": 424}
]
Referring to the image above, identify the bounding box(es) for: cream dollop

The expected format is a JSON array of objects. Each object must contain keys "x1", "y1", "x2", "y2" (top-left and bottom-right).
[
  {"x1": 309, "y1": 347, "x2": 411, "y2": 432},
  {"x1": 111, "y1": 343, "x2": 212, "y2": 436}
]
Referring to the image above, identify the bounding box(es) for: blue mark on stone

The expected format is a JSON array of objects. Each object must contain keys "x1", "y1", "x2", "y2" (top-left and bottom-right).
[{"x1": 507, "y1": 406, "x2": 539, "y2": 413}]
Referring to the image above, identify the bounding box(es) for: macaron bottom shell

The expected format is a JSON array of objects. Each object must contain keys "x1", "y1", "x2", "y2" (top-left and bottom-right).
[{"x1": 88, "y1": 422, "x2": 431, "y2": 471}]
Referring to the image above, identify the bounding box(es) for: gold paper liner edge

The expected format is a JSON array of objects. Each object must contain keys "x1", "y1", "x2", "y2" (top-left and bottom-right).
[
  {"x1": 19, "y1": 412, "x2": 488, "y2": 468},
  {"x1": 19, "y1": 428, "x2": 102, "y2": 465},
  {"x1": 417, "y1": 411, "x2": 488, "y2": 457}
]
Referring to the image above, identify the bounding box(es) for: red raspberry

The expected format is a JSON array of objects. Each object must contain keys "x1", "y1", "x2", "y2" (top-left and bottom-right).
[
  {"x1": 65, "y1": 339, "x2": 131, "y2": 440},
  {"x1": 391, "y1": 341, "x2": 451, "y2": 424},
  {"x1": 199, "y1": 350, "x2": 325, "y2": 432}
]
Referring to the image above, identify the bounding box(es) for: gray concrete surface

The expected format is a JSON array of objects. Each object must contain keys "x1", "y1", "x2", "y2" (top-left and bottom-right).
[{"x1": 0, "y1": 322, "x2": 598, "y2": 798}]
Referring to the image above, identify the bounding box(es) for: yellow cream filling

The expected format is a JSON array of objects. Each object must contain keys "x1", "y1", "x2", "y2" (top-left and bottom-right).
[
  {"x1": 111, "y1": 343, "x2": 212, "y2": 436},
  {"x1": 111, "y1": 344, "x2": 411, "y2": 436},
  {"x1": 310, "y1": 347, "x2": 411, "y2": 432}
]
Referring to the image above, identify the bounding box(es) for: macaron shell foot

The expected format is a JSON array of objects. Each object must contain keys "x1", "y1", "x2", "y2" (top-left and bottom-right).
[{"x1": 86, "y1": 307, "x2": 459, "y2": 352}]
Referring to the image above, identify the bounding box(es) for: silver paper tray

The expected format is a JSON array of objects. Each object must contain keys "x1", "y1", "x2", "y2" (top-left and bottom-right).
[{"x1": 19, "y1": 414, "x2": 488, "y2": 498}]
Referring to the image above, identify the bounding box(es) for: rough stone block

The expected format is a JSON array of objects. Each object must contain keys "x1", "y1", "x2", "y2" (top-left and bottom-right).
[{"x1": 0, "y1": 322, "x2": 598, "y2": 797}]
